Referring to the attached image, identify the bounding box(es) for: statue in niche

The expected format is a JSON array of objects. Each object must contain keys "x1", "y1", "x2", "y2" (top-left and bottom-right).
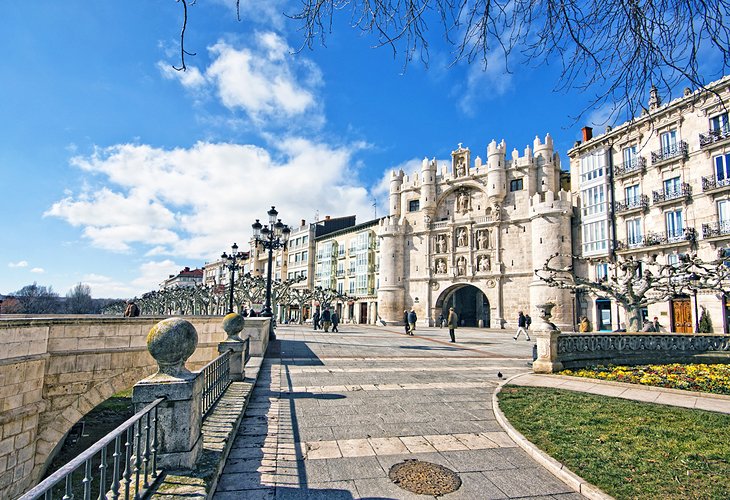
[
  {"x1": 436, "y1": 259, "x2": 447, "y2": 274},
  {"x1": 478, "y1": 255, "x2": 490, "y2": 272},
  {"x1": 457, "y1": 256, "x2": 467, "y2": 276},
  {"x1": 436, "y1": 234, "x2": 447, "y2": 253},
  {"x1": 457, "y1": 228, "x2": 467, "y2": 247},
  {"x1": 477, "y1": 230, "x2": 489, "y2": 250},
  {"x1": 456, "y1": 158, "x2": 467, "y2": 177},
  {"x1": 458, "y1": 191, "x2": 470, "y2": 214}
]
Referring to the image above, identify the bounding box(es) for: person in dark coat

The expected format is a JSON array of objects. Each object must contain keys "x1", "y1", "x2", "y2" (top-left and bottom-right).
[
  {"x1": 447, "y1": 307, "x2": 458, "y2": 342},
  {"x1": 403, "y1": 310, "x2": 410, "y2": 335},
  {"x1": 438, "y1": 313, "x2": 445, "y2": 328},
  {"x1": 124, "y1": 300, "x2": 140, "y2": 317},
  {"x1": 407, "y1": 308, "x2": 417, "y2": 335},
  {"x1": 321, "y1": 308, "x2": 332, "y2": 332},
  {"x1": 331, "y1": 311, "x2": 340, "y2": 332},
  {"x1": 313, "y1": 309, "x2": 320, "y2": 330},
  {"x1": 514, "y1": 311, "x2": 531, "y2": 340}
]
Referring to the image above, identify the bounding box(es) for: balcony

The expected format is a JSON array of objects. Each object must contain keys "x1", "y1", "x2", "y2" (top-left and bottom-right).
[
  {"x1": 612, "y1": 156, "x2": 646, "y2": 178},
  {"x1": 616, "y1": 228, "x2": 696, "y2": 251},
  {"x1": 614, "y1": 194, "x2": 649, "y2": 214},
  {"x1": 652, "y1": 183, "x2": 691, "y2": 205},
  {"x1": 699, "y1": 128, "x2": 730, "y2": 148},
  {"x1": 650, "y1": 141, "x2": 688, "y2": 165},
  {"x1": 702, "y1": 220, "x2": 730, "y2": 239},
  {"x1": 701, "y1": 174, "x2": 730, "y2": 193}
]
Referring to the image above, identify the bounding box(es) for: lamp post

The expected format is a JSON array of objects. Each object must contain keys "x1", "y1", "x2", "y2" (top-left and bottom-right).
[
  {"x1": 221, "y1": 243, "x2": 246, "y2": 314},
  {"x1": 688, "y1": 272, "x2": 700, "y2": 333},
  {"x1": 252, "y1": 206, "x2": 291, "y2": 340}
]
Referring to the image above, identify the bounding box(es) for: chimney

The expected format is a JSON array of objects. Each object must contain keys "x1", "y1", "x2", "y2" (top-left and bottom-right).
[
  {"x1": 325, "y1": 215, "x2": 331, "y2": 220},
  {"x1": 582, "y1": 126, "x2": 593, "y2": 142},
  {"x1": 301, "y1": 219, "x2": 306, "y2": 227}
]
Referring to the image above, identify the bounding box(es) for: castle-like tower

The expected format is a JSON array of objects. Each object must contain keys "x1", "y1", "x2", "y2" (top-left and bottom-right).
[{"x1": 377, "y1": 135, "x2": 574, "y2": 330}]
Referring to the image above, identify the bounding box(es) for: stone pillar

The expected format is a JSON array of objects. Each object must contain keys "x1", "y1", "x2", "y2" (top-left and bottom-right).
[
  {"x1": 532, "y1": 303, "x2": 564, "y2": 374},
  {"x1": 220, "y1": 313, "x2": 249, "y2": 381},
  {"x1": 133, "y1": 318, "x2": 203, "y2": 470}
]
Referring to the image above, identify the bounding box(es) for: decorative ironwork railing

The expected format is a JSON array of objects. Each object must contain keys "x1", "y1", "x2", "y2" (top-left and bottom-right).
[
  {"x1": 699, "y1": 128, "x2": 730, "y2": 148},
  {"x1": 702, "y1": 220, "x2": 730, "y2": 239},
  {"x1": 19, "y1": 398, "x2": 165, "y2": 500},
  {"x1": 652, "y1": 182, "x2": 691, "y2": 204},
  {"x1": 701, "y1": 175, "x2": 730, "y2": 191},
  {"x1": 614, "y1": 194, "x2": 649, "y2": 213},
  {"x1": 616, "y1": 228, "x2": 696, "y2": 250},
  {"x1": 201, "y1": 349, "x2": 232, "y2": 417},
  {"x1": 650, "y1": 141, "x2": 688, "y2": 164},
  {"x1": 612, "y1": 156, "x2": 646, "y2": 177}
]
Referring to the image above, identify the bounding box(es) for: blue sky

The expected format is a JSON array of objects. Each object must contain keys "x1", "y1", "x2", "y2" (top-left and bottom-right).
[{"x1": 0, "y1": 1, "x2": 717, "y2": 298}]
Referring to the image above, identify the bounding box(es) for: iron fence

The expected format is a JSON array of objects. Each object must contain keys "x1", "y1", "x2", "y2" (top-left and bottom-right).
[
  {"x1": 201, "y1": 349, "x2": 232, "y2": 417},
  {"x1": 19, "y1": 397, "x2": 165, "y2": 500}
]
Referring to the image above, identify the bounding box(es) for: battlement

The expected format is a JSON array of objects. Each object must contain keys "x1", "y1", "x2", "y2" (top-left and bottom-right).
[{"x1": 530, "y1": 189, "x2": 573, "y2": 214}]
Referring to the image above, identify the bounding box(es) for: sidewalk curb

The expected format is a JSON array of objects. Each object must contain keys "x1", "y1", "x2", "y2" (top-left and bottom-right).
[{"x1": 492, "y1": 373, "x2": 615, "y2": 500}]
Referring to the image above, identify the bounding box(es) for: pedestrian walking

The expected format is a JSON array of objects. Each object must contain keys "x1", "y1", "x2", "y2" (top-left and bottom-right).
[
  {"x1": 514, "y1": 311, "x2": 530, "y2": 340},
  {"x1": 447, "y1": 307, "x2": 458, "y2": 342},
  {"x1": 331, "y1": 310, "x2": 340, "y2": 332},
  {"x1": 124, "y1": 299, "x2": 140, "y2": 317},
  {"x1": 403, "y1": 310, "x2": 410, "y2": 335},
  {"x1": 525, "y1": 314, "x2": 532, "y2": 331},
  {"x1": 407, "y1": 307, "x2": 417, "y2": 335},
  {"x1": 313, "y1": 310, "x2": 320, "y2": 330},
  {"x1": 321, "y1": 308, "x2": 332, "y2": 332},
  {"x1": 438, "y1": 313, "x2": 445, "y2": 328}
]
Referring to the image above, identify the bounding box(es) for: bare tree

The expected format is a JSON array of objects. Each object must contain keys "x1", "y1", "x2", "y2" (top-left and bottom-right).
[
  {"x1": 536, "y1": 253, "x2": 729, "y2": 332},
  {"x1": 65, "y1": 282, "x2": 94, "y2": 314},
  {"x1": 13, "y1": 283, "x2": 61, "y2": 314}
]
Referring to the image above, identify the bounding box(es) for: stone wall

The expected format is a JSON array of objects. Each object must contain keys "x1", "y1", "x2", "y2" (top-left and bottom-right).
[{"x1": 0, "y1": 315, "x2": 252, "y2": 499}]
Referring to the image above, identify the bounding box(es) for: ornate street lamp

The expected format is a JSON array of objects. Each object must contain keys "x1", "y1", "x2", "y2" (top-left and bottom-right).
[
  {"x1": 221, "y1": 242, "x2": 247, "y2": 314},
  {"x1": 252, "y1": 206, "x2": 291, "y2": 340}
]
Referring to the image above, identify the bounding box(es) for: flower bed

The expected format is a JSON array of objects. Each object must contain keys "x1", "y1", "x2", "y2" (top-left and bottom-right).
[{"x1": 559, "y1": 363, "x2": 730, "y2": 395}]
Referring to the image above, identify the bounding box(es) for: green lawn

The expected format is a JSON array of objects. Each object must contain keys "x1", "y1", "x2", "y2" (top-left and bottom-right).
[{"x1": 498, "y1": 387, "x2": 730, "y2": 499}]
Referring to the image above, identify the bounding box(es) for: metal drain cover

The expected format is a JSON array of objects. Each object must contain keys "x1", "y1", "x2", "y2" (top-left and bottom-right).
[{"x1": 388, "y1": 459, "x2": 462, "y2": 496}]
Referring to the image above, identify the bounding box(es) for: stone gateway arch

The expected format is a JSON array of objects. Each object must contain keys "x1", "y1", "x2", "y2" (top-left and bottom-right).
[{"x1": 436, "y1": 284, "x2": 491, "y2": 327}]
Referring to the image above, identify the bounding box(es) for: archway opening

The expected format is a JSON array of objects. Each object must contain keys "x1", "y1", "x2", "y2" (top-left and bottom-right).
[{"x1": 436, "y1": 284, "x2": 490, "y2": 327}]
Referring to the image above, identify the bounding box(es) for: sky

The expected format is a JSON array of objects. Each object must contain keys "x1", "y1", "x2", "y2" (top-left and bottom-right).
[{"x1": 0, "y1": 1, "x2": 723, "y2": 298}]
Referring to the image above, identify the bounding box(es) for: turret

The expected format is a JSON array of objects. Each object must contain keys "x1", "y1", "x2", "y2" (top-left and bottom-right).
[
  {"x1": 376, "y1": 216, "x2": 406, "y2": 324},
  {"x1": 389, "y1": 170, "x2": 404, "y2": 217},
  {"x1": 420, "y1": 157, "x2": 437, "y2": 217},
  {"x1": 486, "y1": 139, "x2": 506, "y2": 205},
  {"x1": 533, "y1": 134, "x2": 556, "y2": 193}
]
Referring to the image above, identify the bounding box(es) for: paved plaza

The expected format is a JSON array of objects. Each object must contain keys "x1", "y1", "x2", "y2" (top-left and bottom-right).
[{"x1": 212, "y1": 323, "x2": 583, "y2": 499}]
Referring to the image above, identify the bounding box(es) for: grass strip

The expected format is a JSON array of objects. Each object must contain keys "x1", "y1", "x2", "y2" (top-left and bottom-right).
[{"x1": 498, "y1": 386, "x2": 730, "y2": 499}]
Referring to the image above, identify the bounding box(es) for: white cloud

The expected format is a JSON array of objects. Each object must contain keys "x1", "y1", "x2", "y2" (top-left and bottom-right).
[
  {"x1": 30, "y1": 268, "x2": 45, "y2": 274},
  {"x1": 132, "y1": 260, "x2": 182, "y2": 291},
  {"x1": 46, "y1": 139, "x2": 378, "y2": 262},
  {"x1": 457, "y1": 52, "x2": 513, "y2": 115},
  {"x1": 8, "y1": 260, "x2": 28, "y2": 268},
  {"x1": 210, "y1": 0, "x2": 287, "y2": 29},
  {"x1": 160, "y1": 34, "x2": 324, "y2": 127}
]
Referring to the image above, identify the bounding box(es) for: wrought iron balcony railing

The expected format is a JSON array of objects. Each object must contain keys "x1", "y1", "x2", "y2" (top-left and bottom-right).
[
  {"x1": 699, "y1": 127, "x2": 730, "y2": 148},
  {"x1": 614, "y1": 194, "x2": 649, "y2": 213},
  {"x1": 616, "y1": 228, "x2": 696, "y2": 250},
  {"x1": 701, "y1": 175, "x2": 730, "y2": 192},
  {"x1": 650, "y1": 141, "x2": 688, "y2": 164},
  {"x1": 702, "y1": 220, "x2": 730, "y2": 239},
  {"x1": 652, "y1": 182, "x2": 691, "y2": 204},
  {"x1": 612, "y1": 156, "x2": 646, "y2": 177}
]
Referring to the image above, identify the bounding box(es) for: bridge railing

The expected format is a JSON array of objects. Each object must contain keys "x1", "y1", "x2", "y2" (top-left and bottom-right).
[
  {"x1": 201, "y1": 349, "x2": 232, "y2": 417},
  {"x1": 18, "y1": 397, "x2": 165, "y2": 500}
]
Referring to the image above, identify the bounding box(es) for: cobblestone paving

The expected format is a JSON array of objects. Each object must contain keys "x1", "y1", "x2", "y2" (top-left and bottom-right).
[{"x1": 213, "y1": 324, "x2": 584, "y2": 499}]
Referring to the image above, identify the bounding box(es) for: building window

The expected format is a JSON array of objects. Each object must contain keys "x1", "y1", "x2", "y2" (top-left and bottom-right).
[
  {"x1": 625, "y1": 184, "x2": 640, "y2": 204},
  {"x1": 580, "y1": 150, "x2": 606, "y2": 182},
  {"x1": 718, "y1": 199, "x2": 730, "y2": 223},
  {"x1": 660, "y1": 129, "x2": 677, "y2": 155},
  {"x1": 595, "y1": 263, "x2": 608, "y2": 281},
  {"x1": 665, "y1": 209, "x2": 684, "y2": 240},
  {"x1": 714, "y1": 153, "x2": 730, "y2": 184},
  {"x1": 622, "y1": 145, "x2": 637, "y2": 167},
  {"x1": 663, "y1": 176, "x2": 681, "y2": 196},
  {"x1": 510, "y1": 179, "x2": 523, "y2": 191},
  {"x1": 408, "y1": 199, "x2": 420, "y2": 212},
  {"x1": 581, "y1": 185, "x2": 606, "y2": 216},
  {"x1": 627, "y1": 218, "x2": 642, "y2": 247},
  {"x1": 582, "y1": 220, "x2": 608, "y2": 254},
  {"x1": 710, "y1": 112, "x2": 729, "y2": 133}
]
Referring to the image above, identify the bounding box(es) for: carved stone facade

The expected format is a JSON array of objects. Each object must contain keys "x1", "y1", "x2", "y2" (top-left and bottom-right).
[{"x1": 377, "y1": 136, "x2": 574, "y2": 329}]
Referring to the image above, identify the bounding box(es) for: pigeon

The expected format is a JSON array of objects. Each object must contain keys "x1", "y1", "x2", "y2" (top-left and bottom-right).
[{"x1": 497, "y1": 372, "x2": 503, "y2": 379}]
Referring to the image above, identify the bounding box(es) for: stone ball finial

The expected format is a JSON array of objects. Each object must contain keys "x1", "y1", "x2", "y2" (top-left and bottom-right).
[
  {"x1": 147, "y1": 318, "x2": 198, "y2": 377},
  {"x1": 222, "y1": 312, "x2": 245, "y2": 341}
]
